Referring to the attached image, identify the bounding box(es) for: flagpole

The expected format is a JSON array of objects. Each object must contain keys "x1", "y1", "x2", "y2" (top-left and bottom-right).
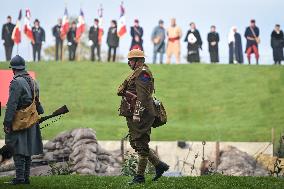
[{"x1": 17, "y1": 44, "x2": 19, "y2": 55}]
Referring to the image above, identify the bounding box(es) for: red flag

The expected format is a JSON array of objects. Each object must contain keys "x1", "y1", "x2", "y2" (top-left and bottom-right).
[
  {"x1": 76, "y1": 9, "x2": 85, "y2": 41},
  {"x1": 24, "y1": 9, "x2": 34, "y2": 43},
  {"x1": 98, "y1": 5, "x2": 104, "y2": 44},
  {"x1": 117, "y1": 2, "x2": 127, "y2": 37},
  {"x1": 12, "y1": 9, "x2": 22, "y2": 44},
  {"x1": 60, "y1": 7, "x2": 69, "y2": 40}
]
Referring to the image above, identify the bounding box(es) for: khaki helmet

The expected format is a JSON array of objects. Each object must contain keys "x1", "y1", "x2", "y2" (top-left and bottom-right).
[{"x1": 127, "y1": 49, "x2": 145, "y2": 59}]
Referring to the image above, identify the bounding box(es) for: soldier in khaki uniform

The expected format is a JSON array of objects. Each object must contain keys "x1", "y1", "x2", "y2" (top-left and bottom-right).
[
  {"x1": 117, "y1": 49, "x2": 169, "y2": 184},
  {"x1": 166, "y1": 18, "x2": 182, "y2": 64}
]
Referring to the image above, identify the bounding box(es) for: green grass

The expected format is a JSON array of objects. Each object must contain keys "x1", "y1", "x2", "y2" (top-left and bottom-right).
[
  {"x1": 0, "y1": 61, "x2": 284, "y2": 141},
  {"x1": 0, "y1": 175, "x2": 283, "y2": 189}
]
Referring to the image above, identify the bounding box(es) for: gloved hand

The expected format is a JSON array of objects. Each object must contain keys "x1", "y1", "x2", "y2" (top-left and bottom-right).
[
  {"x1": 133, "y1": 115, "x2": 140, "y2": 123},
  {"x1": 3, "y1": 122, "x2": 12, "y2": 134}
]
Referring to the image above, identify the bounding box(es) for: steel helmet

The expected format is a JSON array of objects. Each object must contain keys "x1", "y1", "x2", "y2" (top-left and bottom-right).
[
  {"x1": 9, "y1": 55, "x2": 26, "y2": 70},
  {"x1": 127, "y1": 49, "x2": 145, "y2": 59}
]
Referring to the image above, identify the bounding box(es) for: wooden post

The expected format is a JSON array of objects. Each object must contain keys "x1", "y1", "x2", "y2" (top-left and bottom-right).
[
  {"x1": 272, "y1": 128, "x2": 275, "y2": 156},
  {"x1": 155, "y1": 145, "x2": 158, "y2": 155},
  {"x1": 215, "y1": 141, "x2": 220, "y2": 170},
  {"x1": 120, "y1": 138, "x2": 125, "y2": 162}
]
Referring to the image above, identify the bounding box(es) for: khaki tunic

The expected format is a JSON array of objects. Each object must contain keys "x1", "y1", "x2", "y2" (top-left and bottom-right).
[{"x1": 117, "y1": 64, "x2": 157, "y2": 156}]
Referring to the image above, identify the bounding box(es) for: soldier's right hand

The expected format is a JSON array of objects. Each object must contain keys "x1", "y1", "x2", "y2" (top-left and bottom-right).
[
  {"x1": 133, "y1": 115, "x2": 140, "y2": 123},
  {"x1": 3, "y1": 122, "x2": 12, "y2": 134}
]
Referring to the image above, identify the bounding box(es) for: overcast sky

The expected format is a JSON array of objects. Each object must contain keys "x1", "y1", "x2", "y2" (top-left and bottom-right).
[{"x1": 0, "y1": 0, "x2": 283, "y2": 64}]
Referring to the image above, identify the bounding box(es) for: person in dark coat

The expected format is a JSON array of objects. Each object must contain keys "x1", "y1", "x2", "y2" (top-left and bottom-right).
[
  {"x1": 228, "y1": 26, "x2": 243, "y2": 64},
  {"x1": 32, "y1": 19, "x2": 45, "y2": 62},
  {"x1": 2, "y1": 16, "x2": 15, "y2": 61},
  {"x1": 89, "y1": 18, "x2": 101, "y2": 62},
  {"x1": 130, "y1": 19, "x2": 143, "y2": 51},
  {"x1": 184, "y1": 22, "x2": 202, "y2": 63},
  {"x1": 207, "y1": 25, "x2": 219, "y2": 63},
  {"x1": 244, "y1": 19, "x2": 260, "y2": 64},
  {"x1": 151, "y1": 20, "x2": 166, "y2": 64},
  {"x1": 106, "y1": 20, "x2": 119, "y2": 62},
  {"x1": 271, "y1": 24, "x2": 284, "y2": 65},
  {"x1": 67, "y1": 21, "x2": 77, "y2": 61},
  {"x1": 52, "y1": 18, "x2": 63, "y2": 61},
  {"x1": 4, "y1": 55, "x2": 44, "y2": 185}
]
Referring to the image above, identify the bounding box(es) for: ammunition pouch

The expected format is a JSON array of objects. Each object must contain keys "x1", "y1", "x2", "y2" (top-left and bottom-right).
[
  {"x1": 118, "y1": 97, "x2": 133, "y2": 117},
  {"x1": 133, "y1": 100, "x2": 145, "y2": 117}
]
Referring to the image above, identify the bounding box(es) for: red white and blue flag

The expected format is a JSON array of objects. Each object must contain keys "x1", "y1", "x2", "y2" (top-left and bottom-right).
[
  {"x1": 12, "y1": 9, "x2": 22, "y2": 44},
  {"x1": 60, "y1": 7, "x2": 69, "y2": 39},
  {"x1": 76, "y1": 9, "x2": 85, "y2": 41},
  {"x1": 117, "y1": 2, "x2": 127, "y2": 37},
  {"x1": 98, "y1": 4, "x2": 104, "y2": 44},
  {"x1": 24, "y1": 9, "x2": 34, "y2": 44}
]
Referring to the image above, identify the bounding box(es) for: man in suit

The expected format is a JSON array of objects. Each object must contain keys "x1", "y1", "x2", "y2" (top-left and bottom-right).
[
  {"x1": 2, "y1": 16, "x2": 15, "y2": 61},
  {"x1": 130, "y1": 19, "x2": 144, "y2": 51},
  {"x1": 52, "y1": 18, "x2": 63, "y2": 61},
  {"x1": 32, "y1": 19, "x2": 45, "y2": 62},
  {"x1": 89, "y1": 18, "x2": 102, "y2": 62},
  {"x1": 67, "y1": 21, "x2": 77, "y2": 61}
]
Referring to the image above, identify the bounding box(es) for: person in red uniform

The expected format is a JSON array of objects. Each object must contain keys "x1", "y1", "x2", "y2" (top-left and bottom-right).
[{"x1": 244, "y1": 19, "x2": 260, "y2": 64}]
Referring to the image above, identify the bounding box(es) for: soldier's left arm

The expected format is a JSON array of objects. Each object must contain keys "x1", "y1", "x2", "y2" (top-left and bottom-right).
[
  {"x1": 134, "y1": 70, "x2": 153, "y2": 117},
  {"x1": 35, "y1": 81, "x2": 44, "y2": 115},
  {"x1": 3, "y1": 80, "x2": 21, "y2": 126}
]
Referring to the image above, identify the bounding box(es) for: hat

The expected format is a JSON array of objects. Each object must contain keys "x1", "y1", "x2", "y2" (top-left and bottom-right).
[
  {"x1": 127, "y1": 49, "x2": 145, "y2": 59},
  {"x1": 9, "y1": 55, "x2": 25, "y2": 70}
]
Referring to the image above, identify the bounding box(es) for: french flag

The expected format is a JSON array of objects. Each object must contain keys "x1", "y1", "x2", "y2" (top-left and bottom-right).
[
  {"x1": 60, "y1": 7, "x2": 69, "y2": 40},
  {"x1": 76, "y1": 9, "x2": 85, "y2": 41},
  {"x1": 98, "y1": 5, "x2": 104, "y2": 44},
  {"x1": 117, "y1": 2, "x2": 127, "y2": 37},
  {"x1": 12, "y1": 9, "x2": 22, "y2": 45},
  {"x1": 24, "y1": 9, "x2": 34, "y2": 44}
]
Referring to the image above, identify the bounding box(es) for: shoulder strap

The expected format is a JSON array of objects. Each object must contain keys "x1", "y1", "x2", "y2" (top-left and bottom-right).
[
  {"x1": 20, "y1": 75, "x2": 36, "y2": 101},
  {"x1": 250, "y1": 27, "x2": 257, "y2": 38}
]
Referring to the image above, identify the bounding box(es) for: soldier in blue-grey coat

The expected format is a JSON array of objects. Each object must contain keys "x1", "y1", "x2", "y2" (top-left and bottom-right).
[{"x1": 3, "y1": 55, "x2": 44, "y2": 185}]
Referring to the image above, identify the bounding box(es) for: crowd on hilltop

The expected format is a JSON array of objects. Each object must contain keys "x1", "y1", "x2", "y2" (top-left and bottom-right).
[{"x1": 2, "y1": 16, "x2": 284, "y2": 65}]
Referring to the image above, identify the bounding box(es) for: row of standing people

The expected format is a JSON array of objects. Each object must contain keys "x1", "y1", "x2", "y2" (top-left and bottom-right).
[
  {"x1": 151, "y1": 18, "x2": 284, "y2": 65},
  {"x1": 53, "y1": 18, "x2": 119, "y2": 62},
  {"x1": 2, "y1": 16, "x2": 284, "y2": 64}
]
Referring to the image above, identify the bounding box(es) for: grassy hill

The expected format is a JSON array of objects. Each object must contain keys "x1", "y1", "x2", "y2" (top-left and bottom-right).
[
  {"x1": 0, "y1": 62, "x2": 283, "y2": 141},
  {"x1": 0, "y1": 175, "x2": 283, "y2": 189}
]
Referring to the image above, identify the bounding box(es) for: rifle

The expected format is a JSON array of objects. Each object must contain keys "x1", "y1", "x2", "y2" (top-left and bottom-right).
[{"x1": 39, "y1": 105, "x2": 69, "y2": 129}]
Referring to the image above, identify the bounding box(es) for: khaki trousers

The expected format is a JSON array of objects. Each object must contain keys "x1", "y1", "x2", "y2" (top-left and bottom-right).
[{"x1": 166, "y1": 41, "x2": 181, "y2": 64}]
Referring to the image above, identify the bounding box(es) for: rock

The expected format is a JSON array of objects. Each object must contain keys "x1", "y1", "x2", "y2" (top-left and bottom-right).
[{"x1": 217, "y1": 146, "x2": 269, "y2": 176}]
